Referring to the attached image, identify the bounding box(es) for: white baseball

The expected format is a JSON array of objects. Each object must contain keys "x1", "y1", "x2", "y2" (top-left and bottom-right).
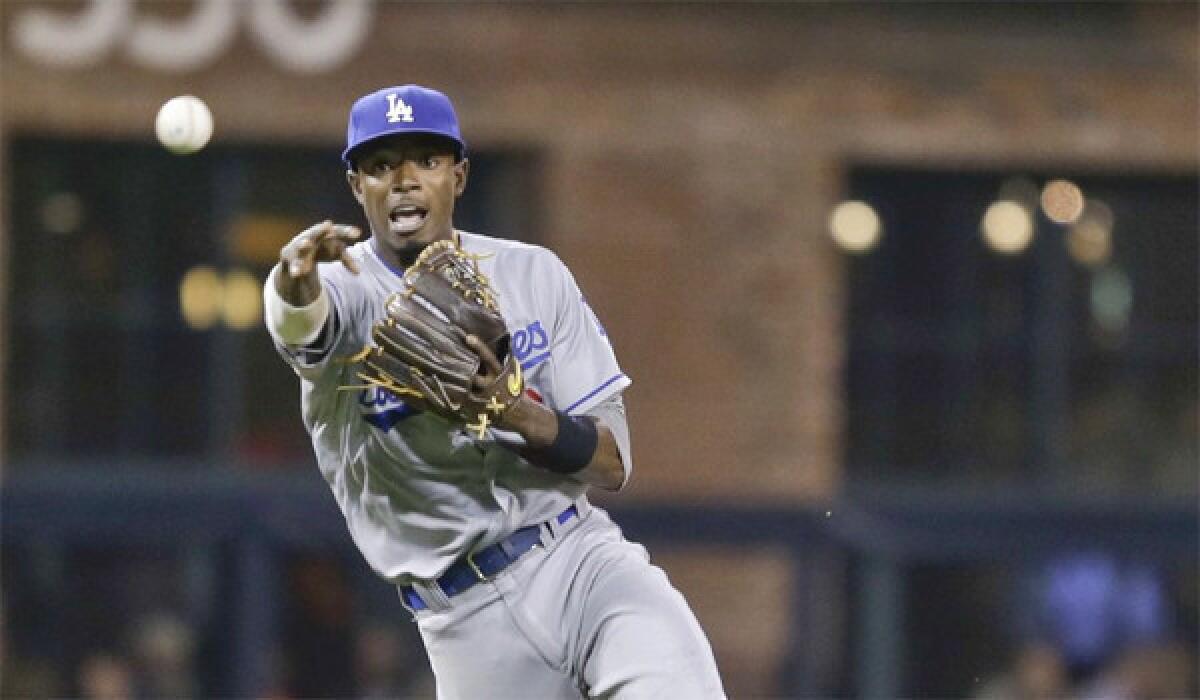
[{"x1": 155, "y1": 95, "x2": 213, "y2": 155}]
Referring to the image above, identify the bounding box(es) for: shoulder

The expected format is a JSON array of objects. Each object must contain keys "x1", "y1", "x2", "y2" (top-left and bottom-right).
[
  {"x1": 457, "y1": 231, "x2": 569, "y2": 278},
  {"x1": 457, "y1": 230, "x2": 553, "y2": 258}
]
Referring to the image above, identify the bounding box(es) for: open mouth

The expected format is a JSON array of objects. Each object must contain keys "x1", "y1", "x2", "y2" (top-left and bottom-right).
[{"x1": 388, "y1": 204, "x2": 428, "y2": 234}]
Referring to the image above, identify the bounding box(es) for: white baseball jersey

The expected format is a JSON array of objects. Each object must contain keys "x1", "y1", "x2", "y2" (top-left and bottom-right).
[{"x1": 267, "y1": 231, "x2": 631, "y2": 582}]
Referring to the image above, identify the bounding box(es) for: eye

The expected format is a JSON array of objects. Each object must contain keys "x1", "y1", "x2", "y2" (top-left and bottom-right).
[
  {"x1": 420, "y1": 155, "x2": 440, "y2": 169},
  {"x1": 370, "y1": 160, "x2": 394, "y2": 175}
]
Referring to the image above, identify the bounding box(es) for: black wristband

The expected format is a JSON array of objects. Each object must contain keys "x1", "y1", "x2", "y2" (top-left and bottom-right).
[{"x1": 527, "y1": 412, "x2": 598, "y2": 475}]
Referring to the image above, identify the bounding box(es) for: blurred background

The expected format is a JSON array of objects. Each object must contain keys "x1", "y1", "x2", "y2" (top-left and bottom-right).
[{"x1": 1, "y1": 1, "x2": 1196, "y2": 698}]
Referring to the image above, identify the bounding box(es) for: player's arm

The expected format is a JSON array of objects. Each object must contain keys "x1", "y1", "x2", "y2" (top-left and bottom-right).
[
  {"x1": 265, "y1": 220, "x2": 360, "y2": 344},
  {"x1": 501, "y1": 393, "x2": 627, "y2": 491},
  {"x1": 465, "y1": 336, "x2": 627, "y2": 491}
]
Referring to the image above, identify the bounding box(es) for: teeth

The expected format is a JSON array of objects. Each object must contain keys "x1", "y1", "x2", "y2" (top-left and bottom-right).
[
  {"x1": 391, "y1": 208, "x2": 423, "y2": 221},
  {"x1": 389, "y1": 206, "x2": 426, "y2": 232}
]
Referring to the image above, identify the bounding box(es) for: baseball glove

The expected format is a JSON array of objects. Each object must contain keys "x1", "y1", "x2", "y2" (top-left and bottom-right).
[{"x1": 347, "y1": 240, "x2": 523, "y2": 437}]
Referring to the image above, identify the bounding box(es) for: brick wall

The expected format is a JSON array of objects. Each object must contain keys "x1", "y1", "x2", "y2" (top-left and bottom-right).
[{"x1": 2, "y1": 2, "x2": 1195, "y2": 500}]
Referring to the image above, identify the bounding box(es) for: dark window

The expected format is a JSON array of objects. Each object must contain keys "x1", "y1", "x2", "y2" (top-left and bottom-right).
[
  {"x1": 5, "y1": 137, "x2": 540, "y2": 468},
  {"x1": 844, "y1": 169, "x2": 1197, "y2": 494}
]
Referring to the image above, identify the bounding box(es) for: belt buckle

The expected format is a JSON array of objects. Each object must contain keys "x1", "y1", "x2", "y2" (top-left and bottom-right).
[{"x1": 466, "y1": 550, "x2": 491, "y2": 582}]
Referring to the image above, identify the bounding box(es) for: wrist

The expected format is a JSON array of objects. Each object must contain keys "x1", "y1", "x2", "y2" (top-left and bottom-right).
[
  {"x1": 274, "y1": 262, "x2": 322, "y2": 306},
  {"x1": 498, "y1": 395, "x2": 557, "y2": 447},
  {"x1": 522, "y1": 411, "x2": 598, "y2": 475}
]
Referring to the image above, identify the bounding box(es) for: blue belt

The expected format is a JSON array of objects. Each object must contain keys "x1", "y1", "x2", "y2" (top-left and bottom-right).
[{"x1": 401, "y1": 505, "x2": 578, "y2": 611}]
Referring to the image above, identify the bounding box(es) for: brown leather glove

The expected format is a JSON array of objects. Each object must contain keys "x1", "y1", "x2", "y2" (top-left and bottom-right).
[{"x1": 350, "y1": 240, "x2": 523, "y2": 437}]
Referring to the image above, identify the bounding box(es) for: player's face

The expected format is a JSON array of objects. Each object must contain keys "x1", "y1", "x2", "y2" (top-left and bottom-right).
[{"x1": 347, "y1": 134, "x2": 468, "y2": 264}]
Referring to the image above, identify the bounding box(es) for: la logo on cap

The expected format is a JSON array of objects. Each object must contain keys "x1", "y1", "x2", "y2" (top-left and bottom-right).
[{"x1": 385, "y1": 93, "x2": 414, "y2": 123}]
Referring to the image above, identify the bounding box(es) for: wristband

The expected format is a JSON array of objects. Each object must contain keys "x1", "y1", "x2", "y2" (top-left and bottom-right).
[{"x1": 529, "y1": 412, "x2": 598, "y2": 475}]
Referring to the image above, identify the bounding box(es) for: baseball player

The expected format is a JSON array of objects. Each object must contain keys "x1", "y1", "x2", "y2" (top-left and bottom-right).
[{"x1": 263, "y1": 84, "x2": 725, "y2": 699}]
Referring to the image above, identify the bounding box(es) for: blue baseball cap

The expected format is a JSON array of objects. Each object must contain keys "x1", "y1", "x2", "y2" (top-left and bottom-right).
[{"x1": 342, "y1": 85, "x2": 466, "y2": 167}]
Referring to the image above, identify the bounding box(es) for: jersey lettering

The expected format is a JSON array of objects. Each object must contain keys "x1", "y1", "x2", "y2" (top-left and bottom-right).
[
  {"x1": 512, "y1": 320, "x2": 551, "y2": 370},
  {"x1": 358, "y1": 387, "x2": 417, "y2": 431}
]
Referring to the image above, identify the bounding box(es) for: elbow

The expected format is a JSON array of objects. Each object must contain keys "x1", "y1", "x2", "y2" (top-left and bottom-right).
[
  {"x1": 575, "y1": 456, "x2": 626, "y2": 492},
  {"x1": 588, "y1": 416, "x2": 630, "y2": 492},
  {"x1": 599, "y1": 464, "x2": 626, "y2": 492},
  {"x1": 598, "y1": 459, "x2": 629, "y2": 492}
]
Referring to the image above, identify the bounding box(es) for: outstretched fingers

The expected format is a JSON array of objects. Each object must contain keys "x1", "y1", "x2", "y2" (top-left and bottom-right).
[{"x1": 327, "y1": 224, "x2": 362, "y2": 274}]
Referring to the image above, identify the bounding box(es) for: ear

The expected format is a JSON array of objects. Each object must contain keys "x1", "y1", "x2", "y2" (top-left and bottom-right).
[
  {"x1": 346, "y1": 169, "x2": 365, "y2": 205},
  {"x1": 454, "y1": 158, "x2": 469, "y2": 197}
]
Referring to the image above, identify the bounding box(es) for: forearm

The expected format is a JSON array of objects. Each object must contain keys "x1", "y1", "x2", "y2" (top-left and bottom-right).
[
  {"x1": 574, "y1": 425, "x2": 626, "y2": 491},
  {"x1": 264, "y1": 264, "x2": 330, "y2": 346},
  {"x1": 501, "y1": 397, "x2": 627, "y2": 491}
]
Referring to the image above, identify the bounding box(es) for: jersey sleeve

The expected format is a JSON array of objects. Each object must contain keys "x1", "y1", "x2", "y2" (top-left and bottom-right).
[
  {"x1": 268, "y1": 262, "x2": 370, "y2": 382},
  {"x1": 541, "y1": 253, "x2": 632, "y2": 415}
]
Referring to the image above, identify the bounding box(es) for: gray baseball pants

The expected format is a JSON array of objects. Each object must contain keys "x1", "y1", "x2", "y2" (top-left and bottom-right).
[{"x1": 403, "y1": 503, "x2": 726, "y2": 699}]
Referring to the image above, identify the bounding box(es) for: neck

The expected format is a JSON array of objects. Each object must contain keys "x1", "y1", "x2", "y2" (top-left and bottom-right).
[{"x1": 373, "y1": 230, "x2": 459, "y2": 271}]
